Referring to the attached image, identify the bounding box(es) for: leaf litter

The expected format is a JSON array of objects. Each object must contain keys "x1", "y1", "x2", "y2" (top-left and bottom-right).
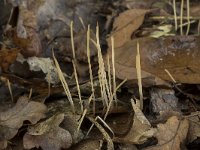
[
  {"x1": 0, "y1": 0, "x2": 200, "y2": 149},
  {"x1": 23, "y1": 114, "x2": 72, "y2": 150},
  {"x1": 0, "y1": 96, "x2": 47, "y2": 149}
]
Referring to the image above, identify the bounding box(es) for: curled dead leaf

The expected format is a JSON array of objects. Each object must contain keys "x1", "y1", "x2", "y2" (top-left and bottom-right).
[{"x1": 113, "y1": 99, "x2": 156, "y2": 144}]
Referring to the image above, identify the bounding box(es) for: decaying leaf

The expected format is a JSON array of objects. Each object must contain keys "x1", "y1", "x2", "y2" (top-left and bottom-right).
[
  {"x1": 8, "y1": 0, "x2": 103, "y2": 59},
  {"x1": 12, "y1": 7, "x2": 42, "y2": 57},
  {"x1": 0, "y1": 47, "x2": 19, "y2": 72},
  {"x1": 121, "y1": 0, "x2": 156, "y2": 9},
  {"x1": 150, "y1": 88, "x2": 178, "y2": 113},
  {"x1": 106, "y1": 113, "x2": 132, "y2": 136},
  {"x1": 0, "y1": 140, "x2": 7, "y2": 150},
  {"x1": 145, "y1": 116, "x2": 189, "y2": 150},
  {"x1": 108, "y1": 9, "x2": 151, "y2": 48},
  {"x1": 71, "y1": 139, "x2": 101, "y2": 150},
  {"x1": 23, "y1": 113, "x2": 72, "y2": 150},
  {"x1": 107, "y1": 36, "x2": 200, "y2": 86},
  {"x1": 0, "y1": 96, "x2": 47, "y2": 148},
  {"x1": 114, "y1": 99, "x2": 156, "y2": 144},
  {"x1": 61, "y1": 114, "x2": 84, "y2": 144},
  {"x1": 118, "y1": 144, "x2": 138, "y2": 150},
  {"x1": 16, "y1": 54, "x2": 64, "y2": 84},
  {"x1": 187, "y1": 113, "x2": 200, "y2": 143}
]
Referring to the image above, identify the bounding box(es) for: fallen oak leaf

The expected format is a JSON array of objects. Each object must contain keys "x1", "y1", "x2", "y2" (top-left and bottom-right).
[
  {"x1": 108, "y1": 9, "x2": 152, "y2": 48},
  {"x1": 106, "y1": 36, "x2": 200, "y2": 86},
  {"x1": 145, "y1": 116, "x2": 189, "y2": 150},
  {"x1": 23, "y1": 113, "x2": 72, "y2": 150},
  {"x1": 0, "y1": 96, "x2": 47, "y2": 149}
]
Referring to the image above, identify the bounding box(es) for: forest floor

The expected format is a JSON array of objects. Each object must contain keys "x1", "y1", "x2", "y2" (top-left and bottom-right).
[{"x1": 0, "y1": 0, "x2": 200, "y2": 150}]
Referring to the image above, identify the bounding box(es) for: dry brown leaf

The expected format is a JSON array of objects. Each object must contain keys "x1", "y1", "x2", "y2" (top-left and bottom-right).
[
  {"x1": 113, "y1": 99, "x2": 156, "y2": 144},
  {"x1": 0, "y1": 96, "x2": 47, "y2": 149},
  {"x1": 189, "y1": 2, "x2": 200, "y2": 17},
  {"x1": 145, "y1": 116, "x2": 189, "y2": 150},
  {"x1": 23, "y1": 114, "x2": 72, "y2": 150},
  {"x1": 121, "y1": 0, "x2": 156, "y2": 9},
  {"x1": 107, "y1": 36, "x2": 200, "y2": 86},
  {"x1": 0, "y1": 47, "x2": 20, "y2": 72},
  {"x1": 187, "y1": 113, "x2": 200, "y2": 143},
  {"x1": 108, "y1": 9, "x2": 150, "y2": 48},
  {"x1": 11, "y1": 5, "x2": 42, "y2": 57}
]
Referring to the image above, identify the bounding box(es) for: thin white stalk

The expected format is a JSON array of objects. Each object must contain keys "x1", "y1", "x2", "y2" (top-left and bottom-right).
[
  {"x1": 87, "y1": 25, "x2": 96, "y2": 114},
  {"x1": 107, "y1": 54, "x2": 112, "y2": 100},
  {"x1": 71, "y1": 21, "x2": 83, "y2": 112},
  {"x1": 47, "y1": 69, "x2": 51, "y2": 97},
  {"x1": 87, "y1": 116, "x2": 114, "y2": 150},
  {"x1": 29, "y1": 88, "x2": 32, "y2": 99},
  {"x1": 95, "y1": 25, "x2": 110, "y2": 107},
  {"x1": 104, "y1": 79, "x2": 127, "y2": 120},
  {"x1": 165, "y1": 69, "x2": 177, "y2": 83},
  {"x1": 70, "y1": 21, "x2": 75, "y2": 59},
  {"x1": 173, "y1": 0, "x2": 178, "y2": 31},
  {"x1": 136, "y1": 41, "x2": 143, "y2": 110},
  {"x1": 180, "y1": 0, "x2": 184, "y2": 35},
  {"x1": 79, "y1": 17, "x2": 86, "y2": 29},
  {"x1": 72, "y1": 60, "x2": 83, "y2": 112},
  {"x1": 198, "y1": 20, "x2": 200, "y2": 35},
  {"x1": 53, "y1": 51, "x2": 75, "y2": 113},
  {"x1": 111, "y1": 36, "x2": 117, "y2": 102},
  {"x1": 86, "y1": 116, "x2": 114, "y2": 140},
  {"x1": 186, "y1": 0, "x2": 190, "y2": 35},
  {"x1": 7, "y1": 79, "x2": 13, "y2": 102},
  {"x1": 77, "y1": 95, "x2": 92, "y2": 133}
]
